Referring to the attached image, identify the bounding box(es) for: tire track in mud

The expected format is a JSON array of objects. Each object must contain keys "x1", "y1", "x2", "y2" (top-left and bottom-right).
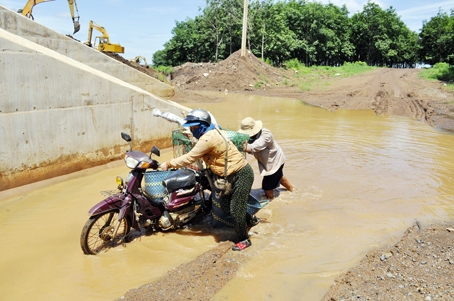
[
  {"x1": 357, "y1": 69, "x2": 437, "y2": 126},
  {"x1": 301, "y1": 68, "x2": 451, "y2": 131}
]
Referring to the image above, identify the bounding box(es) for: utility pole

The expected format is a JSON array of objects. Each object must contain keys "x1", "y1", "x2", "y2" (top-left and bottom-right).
[{"x1": 241, "y1": 0, "x2": 248, "y2": 57}]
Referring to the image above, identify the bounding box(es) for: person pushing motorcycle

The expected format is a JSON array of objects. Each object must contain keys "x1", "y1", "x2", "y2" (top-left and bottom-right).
[
  {"x1": 238, "y1": 117, "x2": 293, "y2": 200},
  {"x1": 160, "y1": 108, "x2": 255, "y2": 251}
]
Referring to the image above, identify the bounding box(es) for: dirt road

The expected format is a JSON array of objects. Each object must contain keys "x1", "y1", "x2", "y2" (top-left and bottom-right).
[
  {"x1": 166, "y1": 52, "x2": 454, "y2": 132},
  {"x1": 121, "y1": 49, "x2": 454, "y2": 131},
  {"x1": 299, "y1": 68, "x2": 454, "y2": 132}
]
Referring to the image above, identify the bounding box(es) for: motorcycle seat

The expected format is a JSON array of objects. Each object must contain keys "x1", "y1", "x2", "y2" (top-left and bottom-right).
[{"x1": 162, "y1": 169, "x2": 196, "y2": 193}]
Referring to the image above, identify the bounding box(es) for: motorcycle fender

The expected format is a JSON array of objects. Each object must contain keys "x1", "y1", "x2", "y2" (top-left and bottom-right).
[{"x1": 88, "y1": 192, "x2": 129, "y2": 216}]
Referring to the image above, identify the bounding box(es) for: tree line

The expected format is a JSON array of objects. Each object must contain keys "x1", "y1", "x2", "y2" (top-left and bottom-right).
[{"x1": 152, "y1": 0, "x2": 454, "y2": 68}]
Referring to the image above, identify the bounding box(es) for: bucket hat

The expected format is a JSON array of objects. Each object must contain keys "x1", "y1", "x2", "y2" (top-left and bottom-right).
[{"x1": 238, "y1": 117, "x2": 263, "y2": 136}]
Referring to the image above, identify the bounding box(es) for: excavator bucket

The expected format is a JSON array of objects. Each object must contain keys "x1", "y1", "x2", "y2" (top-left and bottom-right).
[{"x1": 73, "y1": 20, "x2": 80, "y2": 34}]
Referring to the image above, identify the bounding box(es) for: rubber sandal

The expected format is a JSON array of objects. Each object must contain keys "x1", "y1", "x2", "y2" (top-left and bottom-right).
[{"x1": 232, "y1": 239, "x2": 251, "y2": 251}]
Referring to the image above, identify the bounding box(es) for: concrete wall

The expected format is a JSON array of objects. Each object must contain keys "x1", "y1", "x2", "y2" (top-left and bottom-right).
[
  {"x1": 0, "y1": 6, "x2": 190, "y2": 191},
  {"x1": 0, "y1": 5, "x2": 174, "y2": 98}
]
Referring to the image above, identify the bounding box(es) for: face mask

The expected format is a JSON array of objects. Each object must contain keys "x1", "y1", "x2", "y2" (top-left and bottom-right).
[
  {"x1": 248, "y1": 130, "x2": 262, "y2": 143},
  {"x1": 192, "y1": 122, "x2": 217, "y2": 139},
  {"x1": 190, "y1": 122, "x2": 216, "y2": 139}
]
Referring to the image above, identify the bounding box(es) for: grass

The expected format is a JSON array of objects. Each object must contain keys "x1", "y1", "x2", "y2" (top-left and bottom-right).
[
  {"x1": 154, "y1": 65, "x2": 174, "y2": 75},
  {"x1": 151, "y1": 66, "x2": 174, "y2": 84},
  {"x1": 419, "y1": 62, "x2": 454, "y2": 92},
  {"x1": 254, "y1": 75, "x2": 270, "y2": 88},
  {"x1": 281, "y1": 59, "x2": 375, "y2": 91}
]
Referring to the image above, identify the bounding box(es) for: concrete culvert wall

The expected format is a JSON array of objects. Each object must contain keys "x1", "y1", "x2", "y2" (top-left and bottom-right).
[
  {"x1": 0, "y1": 6, "x2": 189, "y2": 191},
  {"x1": 0, "y1": 6, "x2": 174, "y2": 98}
]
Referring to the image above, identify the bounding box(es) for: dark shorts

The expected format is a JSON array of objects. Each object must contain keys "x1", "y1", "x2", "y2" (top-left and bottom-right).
[{"x1": 262, "y1": 164, "x2": 284, "y2": 191}]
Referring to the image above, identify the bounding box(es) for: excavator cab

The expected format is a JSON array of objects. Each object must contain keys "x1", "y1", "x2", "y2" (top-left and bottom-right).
[{"x1": 85, "y1": 20, "x2": 124, "y2": 53}]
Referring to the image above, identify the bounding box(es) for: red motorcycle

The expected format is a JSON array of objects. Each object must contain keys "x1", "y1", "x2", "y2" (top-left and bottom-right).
[{"x1": 80, "y1": 132, "x2": 212, "y2": 255}]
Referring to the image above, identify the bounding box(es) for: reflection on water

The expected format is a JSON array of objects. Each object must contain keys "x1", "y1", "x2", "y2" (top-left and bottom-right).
[{"x1": 1, "y1": 94, "x2": 453, "y2": 300}]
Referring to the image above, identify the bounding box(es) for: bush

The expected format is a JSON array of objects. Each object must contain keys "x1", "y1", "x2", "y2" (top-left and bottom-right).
[
  {"x1": 343, "y1": 61, "x2": 368, "y2": 67},
  {"x1": 283, "y1": 58, "x2": 304, "y2": 70},
  {"x1": 422, "y1": 62, "x2": 454, "y2": 82},
  {"x1": 433, "y1": 63, "x2": 454, "y2": 81},
  {"x1": 154, "y1": 66, "x2": 174, "y2": 76}
]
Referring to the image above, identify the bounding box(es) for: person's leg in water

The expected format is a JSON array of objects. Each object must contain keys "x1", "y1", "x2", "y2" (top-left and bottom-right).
[
  {"x1": 218, "y1": 164, "x2": 254, "y2": 250},
  {"x1": 229, "y1": 164, "x2": 254, "y2": 251},
  {"x1": 280, "y1": 175, "x2": 293, "y2": 192},
  {"x1": 265, "y1": 175, "x2": 293, "y2": 198},
  {"x1": 263, "y1": 164, "x2": 285, "y2": 200},
  {"x1": 264, "y1": 189, "x2": 275, "y2": 200}
]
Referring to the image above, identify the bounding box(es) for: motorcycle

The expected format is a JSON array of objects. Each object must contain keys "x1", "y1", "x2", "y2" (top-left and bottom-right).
[{"x1": 80, "y1": 132, "x2": 212, "y2": 255}]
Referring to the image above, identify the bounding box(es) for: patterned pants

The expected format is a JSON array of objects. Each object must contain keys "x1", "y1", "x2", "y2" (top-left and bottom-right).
[{"x1": 214, "y1": 163, "x2": 254, "y2": 242}]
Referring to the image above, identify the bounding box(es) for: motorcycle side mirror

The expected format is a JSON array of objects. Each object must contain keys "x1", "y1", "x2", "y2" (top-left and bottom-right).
[
  {"x1": 121, "y1": 132, "x2": 132, "y2": 152},
  {"x1": 121, "y1": 132, "x2": 132, "y2": 142},
  {"x1": 151, "y1": 146, "x2": 160, "y2": 157}
]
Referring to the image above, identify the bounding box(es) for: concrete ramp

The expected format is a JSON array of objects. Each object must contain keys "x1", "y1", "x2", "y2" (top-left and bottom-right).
[{"x1": 0, "y1": 5, "x2": 189, "y2": 191}]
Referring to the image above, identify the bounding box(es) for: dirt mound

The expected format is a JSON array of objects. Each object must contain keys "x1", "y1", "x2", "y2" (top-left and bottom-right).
[
  {"x1": 171, "y1": 50, "x2": 287, "y2": 93},
  {"x1": 104, "y1": 52, "x2": 159, "y2": 79}
]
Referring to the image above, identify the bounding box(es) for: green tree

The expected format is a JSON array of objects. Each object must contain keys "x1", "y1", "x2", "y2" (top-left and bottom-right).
[
  {"x1": 221, "y1": 0, "x2": 244, "y2": 56},
  {"x1": 152, "y1": 49, "x2": 169, "y2": 67},
  {"x1": 419, "y1": 9, "x2": 454, "y2": 65},
  {"x1": 263, "y1": 1, "x2": 298, "y2": 65},
  {"x1": 202, "y1": 0, "x2": 227, "y2": 61},
  {"x1": 281, "y1": 1, "x2": 353, "y2": 66},
  {"x1": 153, "y1": 0, "x2": 422, "y2": 68},
  {"x1": 161, "y1": 18, "x2": 202, "y2": 66},
  {"x1": 351, "y1": 2, "x2": 418, "y2": 67},
  {"x1": 248, "y1": 0, "x2": 273, "y2": 60}
]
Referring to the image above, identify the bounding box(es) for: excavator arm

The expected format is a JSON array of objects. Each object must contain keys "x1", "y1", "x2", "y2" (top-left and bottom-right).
[
  {"x1": 67, "y1": 0, "x2": 80, "y2": 34},
  {"x1": 18, "y1": 0, "x2": 80, "y2": 34},
  {"x1": 85, "y1": 20, "x2": 124, "y2": 53},
  {"x1": 18, "y1": 0, "x2": 53, "y2": 18},
  {"x1": 86, "y1": 20, "x2": 111, "y2": 46},
  {"x1": 130, "y1": 56, "x2": 148, "y2": 67}
]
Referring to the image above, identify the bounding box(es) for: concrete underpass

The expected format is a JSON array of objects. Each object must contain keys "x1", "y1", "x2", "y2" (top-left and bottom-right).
[{"x1": 0, "y1": 5, "x2": 189, "y2": 191}]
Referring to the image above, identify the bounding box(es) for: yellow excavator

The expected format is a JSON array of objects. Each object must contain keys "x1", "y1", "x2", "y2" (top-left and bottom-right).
[
  {"x1": 84, "y1": 20, "x2": 124, "y2": 53},
  {"x1": 18, "y1": 0, "x2": 81, "y2": 34},
  {"x1": 129, "y1": 56, "x2": 148, "y2": 68}
]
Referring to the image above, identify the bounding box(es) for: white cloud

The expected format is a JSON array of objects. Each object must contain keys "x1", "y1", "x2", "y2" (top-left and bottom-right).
[
  {"x1": 398, "y1": 1, "x2": 454, "y2": 19},
  {"x1": 399, "y1": 1, "x2": 454, "y2": 14},
  {"x1": 313, "y1": 0, "x2": 386, "y2": 15}
]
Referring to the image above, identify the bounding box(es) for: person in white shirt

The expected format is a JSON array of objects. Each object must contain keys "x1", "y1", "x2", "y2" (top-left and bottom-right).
[{"x1": 239, "y1": 117, "x2": 293, "y2": 200}]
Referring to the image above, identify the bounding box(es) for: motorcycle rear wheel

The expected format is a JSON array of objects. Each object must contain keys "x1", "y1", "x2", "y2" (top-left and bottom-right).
[{"x1": 80, "y1": 210, "x2": 131, "y2": 255}]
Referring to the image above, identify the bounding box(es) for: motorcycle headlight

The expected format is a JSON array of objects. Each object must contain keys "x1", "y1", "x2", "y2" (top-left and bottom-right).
[
  {"x1": 125, "y1": 155, "x2": 139, "y2": 169},
  {"x1": 116, "y1": 176, "x2": 124, "y2": 189}
]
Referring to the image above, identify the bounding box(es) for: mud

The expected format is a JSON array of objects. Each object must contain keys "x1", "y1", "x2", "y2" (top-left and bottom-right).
[
  {"x1": 116, "y1": 241, "x2": 248, "y2": 301},
  {"x1": 108, "y1": 50, "x2": 454, "y2": 300}
]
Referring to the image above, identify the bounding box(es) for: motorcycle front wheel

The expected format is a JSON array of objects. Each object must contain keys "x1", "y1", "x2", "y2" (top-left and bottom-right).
[{"x1": 80, "y1": 210, "x2": 131, "y2": 255}]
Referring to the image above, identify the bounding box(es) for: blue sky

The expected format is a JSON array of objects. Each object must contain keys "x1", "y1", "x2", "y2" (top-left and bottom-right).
[{"x1": 1, "y1": 0, "x2": 453, "y2": 64}]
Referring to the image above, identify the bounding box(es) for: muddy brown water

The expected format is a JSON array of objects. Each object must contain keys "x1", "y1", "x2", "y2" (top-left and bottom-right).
[{"x1": 1, "y1": 94, "x2": 454, "y2": 300}]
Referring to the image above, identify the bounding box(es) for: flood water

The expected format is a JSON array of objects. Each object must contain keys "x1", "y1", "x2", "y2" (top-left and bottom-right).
[{"x1": 1, "y1": 94, "x2": 454, "y2": 300}]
